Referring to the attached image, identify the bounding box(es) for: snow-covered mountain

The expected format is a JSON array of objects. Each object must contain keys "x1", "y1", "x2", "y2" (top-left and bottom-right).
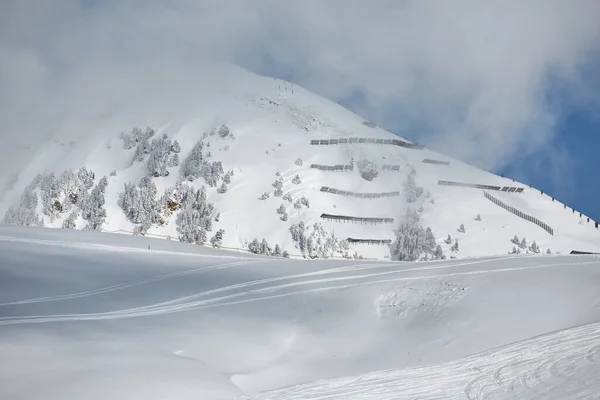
[{"x1": 1, "y1": 62, "x2": 598, "y2": 260}]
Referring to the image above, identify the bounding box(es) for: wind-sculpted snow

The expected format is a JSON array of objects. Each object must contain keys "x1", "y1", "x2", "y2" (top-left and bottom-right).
[{"x1": 0, "y1": 227, "x2": 599, "y2": 399}]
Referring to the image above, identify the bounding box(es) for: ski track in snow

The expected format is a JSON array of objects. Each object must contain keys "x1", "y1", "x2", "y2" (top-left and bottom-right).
[
  {"x1": 0, "y1": 255, "x2": 597, "y2": 326},
  {"x1": 240, "y1": 321, "x2": 600, "y2": 400}
]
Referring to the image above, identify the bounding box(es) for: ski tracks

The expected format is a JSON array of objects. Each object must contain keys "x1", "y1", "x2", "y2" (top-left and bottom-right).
[{"x1": 1, "y1": 257, "x2": 598, "y2": 326}]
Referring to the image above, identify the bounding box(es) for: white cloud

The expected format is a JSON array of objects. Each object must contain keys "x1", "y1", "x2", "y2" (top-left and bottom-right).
[{"x1": 1, "y1": 0, "x2": 599, "y2": 190}]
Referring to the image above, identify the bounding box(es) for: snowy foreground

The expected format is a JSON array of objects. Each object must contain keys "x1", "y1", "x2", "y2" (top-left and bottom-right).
[{"x1": 1, "y1": 226, "x2": 599, "y2": 399}]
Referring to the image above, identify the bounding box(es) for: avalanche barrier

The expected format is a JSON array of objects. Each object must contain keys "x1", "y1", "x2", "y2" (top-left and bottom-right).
[
  {"x1": 484, "y1": 191, "x2": 554, "y2": 235},
  {"x1": 438, "y1": 180, "x2": 524, "y2": 193},
  {"x1": 319, "y1": 186, "x2": 401, "y2": 198},
  {"x1": 320, "y1": 213, "x2": 395, "y2": 225}
]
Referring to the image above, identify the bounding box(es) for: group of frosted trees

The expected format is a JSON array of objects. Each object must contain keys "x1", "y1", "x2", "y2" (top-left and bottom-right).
[
  {"x1": 247, "y1": 238, "x2": 289, "y2": 257},
  {"x1": 393, "y1": 209, "x2": 444, "y2": 261},
  {"x1": 3, "y1": 167, "x2": 108, "y2": 231},
  {"x1": 289, "y1": 221, "x2": 350, "y2": 259}
]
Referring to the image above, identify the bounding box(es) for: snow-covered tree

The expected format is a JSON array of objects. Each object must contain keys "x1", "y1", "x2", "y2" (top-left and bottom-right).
[
  {"x1": 392, "y1": 209, "x2": 438, "y2": 261},
  {"x1": 295, "y1": 158, "x2": 303, "y2": 166},
  {"x1": 176, "y1": 186, "x2": 214, "y2": 244},
  {"x1": 529, "y1": 241, "x2": 540, "y2": 254},
  {"x1": 181, "y1": 140, "x2": 205, "y2": 181},
  {"x1": 282, "y1": 250, "x2": 290, "y2": 258},
  {"x1": 248, "y1": 238, "x2": 262, "y2": 254},
  {"x1": 210, "y1": 229, "x2": 225, "y2": 248},
  {"x1": 272, "y1": 177, "x2": 283, "y2": 197},
  {"x1": 458, "y1": 224, "x2": 466, "y2": 233},
  {"x1": 283, "y1": 193, "x2": 293, "y2": 202},
  {"x1": 475, "y1": 214, "x2": 482, "y2": 221},
  {"x1": 222, "y1": 170, "x2": 234, "y2": 184},
  {"x1": 405, "y1": 172, "x2": 424, "y2": 203},
  {"x1": 445, "y1": 234, "x2": 453, "y2": 244},
  {"x1": 273, "y1": 244, "x2": 282, "y2": 257},
  {"x1": 546, "y1": 248, "x2": 552, "y2": 254},
  {"x1": 120, "y1": 176, "x2": 161, "y2": 234},
  {"x1": 62, "y1": 211, "x2": 77, "y2": 229},
  {"x1": 433, "y1": 244, "x2": 445, "y2": 260},
  {"x1": 120, "y1": 127, "x2": 155, "y2": 150},
  {"x1": 259, "y1": 192, "x2": 270, "y2": 200},
  {"x1": 146, "y1": 134, "x2": 179, "y2": 177},
  {"x1": 511, "y1": 246, "x2": 520, "y2": 255},
  {"x1": 511, "y1": 235, "x2": 520, "y2": 245},
  {"x1": 357, "y1": 160, "x2": 379, "y2": 181},
  {"x1": 217, "y1": 182, "x2": 228, "y2": 194},
  {"x1": 82, "y1": 176, "x2": 108, "y2": 231},
  {"x1": 451, "y1": 239, "x2": 459, "y2": 252},
  {"x1": 292, "y1": 174, "x2": 302, "y2": 185},
  {"x1": 519, "y1": 237, "x2": 527, "y2": 249}
]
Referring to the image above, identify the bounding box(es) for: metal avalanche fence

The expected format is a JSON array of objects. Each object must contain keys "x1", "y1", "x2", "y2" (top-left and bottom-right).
[
  {"x1": 320, "y1": 186, "x2": 401, "y2": 199},
  {"x1": 310, "y1": 137, "x2": 424, "y2": 149},
  {"x1": 484, "y1": 191, "x2": 554, "y2": 235}
]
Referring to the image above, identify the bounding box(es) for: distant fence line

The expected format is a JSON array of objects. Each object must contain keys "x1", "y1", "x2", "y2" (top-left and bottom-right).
[
  {"x1": 320, "y1": 213, "x2": 395, "y2": 225},
  {"x1": 439, "y1": 180, "x2": 524, "y2": 193},
  {"x1": 498, "y1": 174, "x2": 599, "y2": 229},
  {"x1": 310, "y1": 164, "x2": 402, "y2": 172},
  {"x1": 484, "y1": 192, "x2": 554, "y2": 235},
  {"x1": 381, "y1": 165, "x2": 402, "y2": 171},
  {"x1": 310, "y1": 164, "x2": 353, "y2": 172},
  {"x1": 570, "y1": 250, "x2": 600, "y2": 255},
  {"x1": 362, "y1": 120, "x2": 377, "y2": 128},
  {"x1": 423, "y1": 159, "x2": 450, "y2": 166},
  {"x1": 320, "y1": 186, "x2": 401, "y2": 199},
  {"x1": 347, "y1": 237, "x2": 392, "y2": 245},
  {"x1": 310, "y1": 137, "x2": 424, "y2": 149}
]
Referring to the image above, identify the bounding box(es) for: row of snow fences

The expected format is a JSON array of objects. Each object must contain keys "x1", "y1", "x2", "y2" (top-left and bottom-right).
[
  {"x1": 310, "y1": 164, "x2": 354, "y2": 172},
  {"x1": 570, "y1": 250, "x2": 600, "y2": 255},
  {"x1": 362, "y1": 120, "x2": 378, "y2": 128},
  {"x1": 320, "y1": 186, "x2": 401, "y2": 198},
  {"x1": 346, "y1": 238, "x2": 392, "y2": 245},
  {"x1": 309, "y1": 138, "x2": 424, "y2": 149},
  {"x1": 484, "y1": 192, "x2": 554, "y2": 236},
  {"x1": 438, "y1": 180, "x2": 524, "y2": 193},
  {"x1": 320, "y1": 213, "x2": 395, "y2": 225},
  {"x1": 423, "y1": 159, "x2": 451, "y2": 166}
]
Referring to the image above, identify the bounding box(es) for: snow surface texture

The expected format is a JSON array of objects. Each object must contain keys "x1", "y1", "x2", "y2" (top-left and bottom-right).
[
  {"x1": 0, "y1": 62, "x2": 598, "y2": 260},
  {"x1": 1, "y1": 226, "x2": 599, "y2": 399}
]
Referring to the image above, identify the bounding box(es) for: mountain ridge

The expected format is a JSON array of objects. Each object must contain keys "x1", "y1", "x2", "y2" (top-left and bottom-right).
[{"x1": 1, "y1": 63, "x2": 598, "y2": 260}]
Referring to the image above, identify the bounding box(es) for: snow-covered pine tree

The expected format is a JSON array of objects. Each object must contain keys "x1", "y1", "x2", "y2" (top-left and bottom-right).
[
  {"x1": 248, "y1": 238, "x2": 261, "y2": 254},
  {"x1": 294, "y1": 157, "x2": 303, "y2": 166},
  {"x1": 451, "y1": 239, "x2": 459, "y2": 252},
  {"x1": 181, "y1": 140, "x2": 205, "y2": 181},
  {"x1": 272, "y1": 177, "x2": 283, "y2": 197},
  {"x1": 217, "y1": 182, "x2": 228, "y2": 194},
  {"x1": 458, "y1": 224, "x2": 466, "y2": 233},
  {"x1": 404, "y1": 172, "x2": 424, "y2": 203},
  {"x1": 62, "y1": 211, "x2": 78, "y2": 229},
  {"x1": 511, "y1": 235, "x2": 520, "y2": 245},
  {"x1": 292, "y1": 174, "x2": 302, "y2": 185},
  {"x1": 210, "y1": 229, "x2": 225, "y2": 248},
  {"x1": 259, "y1": 192, "x2": 270, "y2": 200},
  {"x1": 519, "y1": 237, "x2": 527, "y2": 249},
  {"x1": 82, "y1": 176, "x2": 108, "y2": 231},
  {"x1": 475, "y1": 214, "x2": 482, "y2": 221},
  {"x1": 445, "y1": 234, "x2": 453, "y2": 244},
  {"x1": 283, "y1": 193, "x2": 293, "y2": 202}
]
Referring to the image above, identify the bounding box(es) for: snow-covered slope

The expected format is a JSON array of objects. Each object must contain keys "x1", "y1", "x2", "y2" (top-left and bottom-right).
[
  {"x1": 1, "y1": 226, "x2": 599, "y2": 399},
  {"x1": 1, "y1": 62, "x2": 598, "y2": 260}
]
